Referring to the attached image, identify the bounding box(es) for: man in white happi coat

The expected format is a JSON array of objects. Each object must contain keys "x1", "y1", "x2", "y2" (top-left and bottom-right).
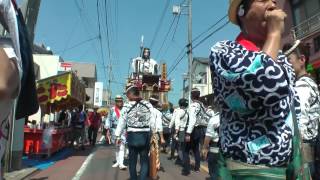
[{"x1": 105, "y1": 95, "x2": 127, "y2": 170}]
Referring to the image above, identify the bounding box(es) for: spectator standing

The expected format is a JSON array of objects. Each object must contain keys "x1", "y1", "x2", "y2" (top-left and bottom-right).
[
  {"x1": 87, "y1": 107, "x2": 101, "y2": 147},
  {"x1": 283, "y1": 42, "x2": 320, "y2": 178}
]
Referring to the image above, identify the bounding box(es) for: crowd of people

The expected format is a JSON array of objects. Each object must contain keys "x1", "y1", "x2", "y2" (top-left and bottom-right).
[
  {"x1": 102, "y1": 0, "x2": 320, "y2": 179},
  {"x1": 2, "y1": 0, "x2": 320, "y2": 179},
  {"x1": 56, "y1": 106, "x2": 102, "y2": 150},
  {"x1": 99, "y1": 87, "x2": 220, "y2": 180}
]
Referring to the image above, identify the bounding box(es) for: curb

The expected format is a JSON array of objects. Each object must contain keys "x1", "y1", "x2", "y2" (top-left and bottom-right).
[{"x1": 4, "y1": 167, "x2": 39, "y2": 180}]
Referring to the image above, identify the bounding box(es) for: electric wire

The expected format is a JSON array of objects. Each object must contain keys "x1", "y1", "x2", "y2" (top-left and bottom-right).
[
  {"x1": 168, "y1": 20, "x2": 230, "y2": 77},
  {"x1": 56, "y1": 36, "x2": 99, "y2": 54},
  {"x1": 192, "y1": 14, "x2": 227, "y2": 43},
  {"x1": 150, "y1": 0, "x2": 170, "y2": 49},
  {"x1": 155, "y1": 15, "x2": 177, "y2": 59},
  {"x1": 96, "y1": 0, "x2": 108, "y2": 82}
]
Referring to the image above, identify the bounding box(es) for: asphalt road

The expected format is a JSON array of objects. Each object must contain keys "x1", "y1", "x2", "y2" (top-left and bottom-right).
[
  {"x1": 77, "y1": 145, "x2": 210, "y2": 180},
  {"x1": 28, "y1": 144, "x2": 210, "y2": 180}
]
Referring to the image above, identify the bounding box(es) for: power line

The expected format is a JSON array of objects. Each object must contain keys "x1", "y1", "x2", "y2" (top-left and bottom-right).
[
  {"x1": 168, "y1": 20, "x2": 230, "y2": 76},
  {"x1": 172, "y1": 13, "x2": 181, "y2": 41},
  {"x1": 155, "y1": 16, "x2": 177, "y2": 59},
  {"x1": 159, "y1": 13, "x2": 182, "y2": 60},
  {"x1": 192, "y1": 14, "x2": 227, "y2": 43},
  {"x1": 74, "y1": 0, "x2": 102, "y2": 69},
  {"x1": 104, "y1": 0, "x2": 112, "y2": 62},
  {"x1": 96, "y1": 0, "x2": 108, "y2": 82},
  {"x1": 104, "y1": 0, "x2": 113, "y2": 103},
  {"x1": 168, "y1": 47, "x2": 186, "y2": 75},
  {"x1": 56, "y1": 36, "x2": 99, "y2": 53},
  {"x1": 150, "y1": 0, "x2": 170, "y2": 49},
  {"x1": 192, "y1": 21, "x2": 229, "y2": 50},
  {"x1": 61, "y1": 18, "x2": 80, "y2": 56},
  {"x1": 168, "y1": 52, "x2": 186, "y2": 77}
]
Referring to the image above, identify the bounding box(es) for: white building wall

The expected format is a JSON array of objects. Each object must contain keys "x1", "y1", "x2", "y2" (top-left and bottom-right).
[
  {"x1": 33, "y1": 54, "x2": 60, "y2": 79},
  {"x1": 191, "y1": 62, "x2": 213, "y2": 97}
]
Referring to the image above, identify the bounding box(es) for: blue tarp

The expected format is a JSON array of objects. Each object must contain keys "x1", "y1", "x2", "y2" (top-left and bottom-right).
[{"x1": 22, "y1": 148, "x2": 73, "y2": 170}]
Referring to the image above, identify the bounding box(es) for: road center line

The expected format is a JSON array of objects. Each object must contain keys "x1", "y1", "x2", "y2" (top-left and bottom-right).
[{"x1": 72, "y1": 148, "x2": 97, "y2": 180}]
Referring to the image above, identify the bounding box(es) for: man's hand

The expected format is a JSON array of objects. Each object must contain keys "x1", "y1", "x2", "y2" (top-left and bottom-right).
[
  {"x1": 160, "y1": 138, "x2": 166, "y2": 145},
  {"x1": 265, "y1": 9, "x2": 287, "y2": 35},
  {"x1": 201, "y1": 148, "x2": 209, "y2": 160},
  {"x1": 263, "y1": 9, "x2": 286, "y2": 60},
  {"x1": 115, "y1": 138, "x2": 121, "y2": 146},
  {"x1": 106, "y1": 129, "x2": 110, "y2": 138},
  {"x1": 185, "y1": 134, "x2": 191, "y2": 143},
  {"x1": 173, "y1": 133, "x2": 178, "y2": 141}
]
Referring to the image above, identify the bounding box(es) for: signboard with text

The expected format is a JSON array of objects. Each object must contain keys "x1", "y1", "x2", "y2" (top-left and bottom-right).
[
  {"x1": 58, "y1": 62, "x2": 72, "y2": 72},
  {"x1": 94, "y1": 82, "x2": 103, "y2": 107}
]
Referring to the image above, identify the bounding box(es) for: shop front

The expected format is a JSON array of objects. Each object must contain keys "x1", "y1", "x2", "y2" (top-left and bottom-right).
[{"x1": 24, "y1": 72, "x2": 86, "y2": 157}]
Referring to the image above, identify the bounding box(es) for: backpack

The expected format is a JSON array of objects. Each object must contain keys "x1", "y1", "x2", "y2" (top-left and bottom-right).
[
  {"x1": 126, "y1": 100, "x2": 151, "y2": 129},
  {"x1": 79, "y1": 111, "x2": 86, "y2": 122},
  {"x1": 71, "y1": 111, "x2": 79, "y2": 125},
  {"x1": 194, "y1": 101, "x2": 211, "y2": 126},
  {"x1": 178, "y1": 109, "x2": 189, "y2": 142}
]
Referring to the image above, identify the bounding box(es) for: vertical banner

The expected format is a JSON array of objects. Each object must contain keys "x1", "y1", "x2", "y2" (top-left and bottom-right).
[{"x1": 94, "y1": 82, "x2": 103, "y2": 107}]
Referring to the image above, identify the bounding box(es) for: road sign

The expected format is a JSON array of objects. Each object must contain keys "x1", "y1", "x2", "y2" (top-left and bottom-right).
[
  {"x1": 59, "y1": 62, "x2": 72, "y2": 71},
  {"x1": 94, "y1": 82, "x2": 103, "y2": 107}
]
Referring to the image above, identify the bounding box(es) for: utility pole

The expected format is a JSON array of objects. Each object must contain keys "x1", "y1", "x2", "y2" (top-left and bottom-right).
[
  {"x1": 187, "y1": 0, "x2": 192, "y2": 106},
  {"x1": 108, "y1": 65, "x2": 111, "y2": 106},
  {"x1": 173, "y1": 0, "x2": 192, "y2": 105},
  {"x1": 21, "y1": 0, "x2": 42, "y2": 44}
]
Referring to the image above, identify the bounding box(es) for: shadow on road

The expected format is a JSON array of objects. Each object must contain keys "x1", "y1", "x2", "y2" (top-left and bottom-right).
[{"x1": 28, "y1": 177, "x2": 48, "y2": 180}]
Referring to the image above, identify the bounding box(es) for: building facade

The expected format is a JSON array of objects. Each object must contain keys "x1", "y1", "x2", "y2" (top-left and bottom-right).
[
  {"x1": 67, "y1": 62, "x2": 97, "y2": 107},
  {"x1": 281, "y1": 0, "x2": 320, "y2": 81},
  {"x1": 33, "y1": 54, "x2": 62, "y2": 79},
  {"x1": 183, "y1": 57, "x2": 213, "y2": 99}
]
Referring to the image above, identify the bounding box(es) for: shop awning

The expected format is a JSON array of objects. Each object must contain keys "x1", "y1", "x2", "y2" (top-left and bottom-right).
[{"x1": 36, "y1": 72, "x2": 86, "y2": 112}]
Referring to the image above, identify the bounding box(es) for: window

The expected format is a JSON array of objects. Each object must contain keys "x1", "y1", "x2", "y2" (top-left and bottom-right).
[
  {"x1": 314, "y1": 36, "x2": 320, "y2": 52},
  {"x1": 291, "y1": 0, "x2": 320, "y2": 25},
  {"x1": 305, "y1": 0, "x2": 320, "y2": 18}
]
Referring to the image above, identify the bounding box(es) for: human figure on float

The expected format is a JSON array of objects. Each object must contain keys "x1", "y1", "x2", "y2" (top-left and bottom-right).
[{"x1": 131, "y1": 48, "x2": 158, "y2": 78}]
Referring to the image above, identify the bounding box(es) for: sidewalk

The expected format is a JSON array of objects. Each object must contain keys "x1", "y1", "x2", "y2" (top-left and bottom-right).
[
  {"x1": 28, "y1": 145, "x2": 95, "y2": 180},
  {"x1": 4, "y1": 146, "x2": 88, "y2": 180},
  {"x1": 4, "y1": 167, "x2": 38, "y2": 180}
]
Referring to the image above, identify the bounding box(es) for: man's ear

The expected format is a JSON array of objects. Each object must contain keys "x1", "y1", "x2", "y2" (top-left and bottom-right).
[{"x1": 300, "y1": 55, "x2": 306, "y2": 64}]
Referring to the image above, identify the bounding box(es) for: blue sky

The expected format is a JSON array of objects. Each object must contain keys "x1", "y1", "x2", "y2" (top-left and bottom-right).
[{"x1": 31, "y1": 0, "x2": 239, "y2": 105}]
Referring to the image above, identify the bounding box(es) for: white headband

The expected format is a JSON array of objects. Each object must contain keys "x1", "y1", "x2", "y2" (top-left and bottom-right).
[
  {"x1": 149, "y1": 97, "x2": 159, "y2": 102},
  {"x1": 126, "y1": 85, "x2": 136, "y2": 93},
  {"x1": 284, "y1": 40, "x2": 301, "y2": 56}
]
